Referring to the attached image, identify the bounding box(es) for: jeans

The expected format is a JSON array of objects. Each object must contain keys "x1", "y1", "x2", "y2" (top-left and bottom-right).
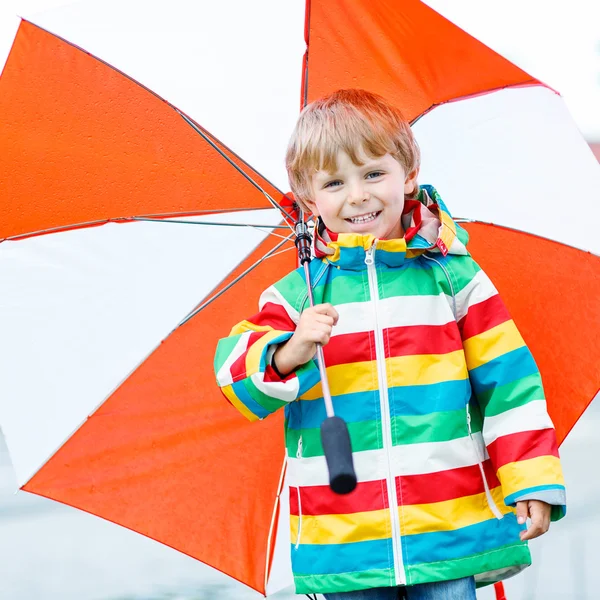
[{"x1": 323, "y1": 576, "x2": 476, "y2": 600}]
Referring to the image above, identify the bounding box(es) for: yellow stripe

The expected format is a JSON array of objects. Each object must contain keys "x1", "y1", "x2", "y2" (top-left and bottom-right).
[
  {"x1": 439, "y1": 210, "x2": 457, "y2": 252},
  {"x1": 400, "y1": 487, "x2": 513, "y2": 535},
  {"x1": 387, "y1": 351, "x2": 468, "y2": 386},
  {"x1": 462, "y1": 320, "x2": 525, "y2": 369},
  {"x1": 230, "y1": 320, "x2": 274, "y2": 336},
  {"x1": 221, "y1": 385, "x2": 259, "y2": 422},
  {"x1": 290, "y1": 508, "x2": 391, "y2": 545},
  {"x1": 376, "y1": 238, "x2": 407, "y2": 254},
  {"x1": 245, "y1": 329, "x2": 287, "y2": 375},
  {"x1": 301, "y1": 353, "x2": 468, "y2": 400},
  {"x1": 497, "y1": 455, "x2": 565, "y2": 498},
  {"x1": 300, "y1": 360, "x2": 377, "y2": 400}
]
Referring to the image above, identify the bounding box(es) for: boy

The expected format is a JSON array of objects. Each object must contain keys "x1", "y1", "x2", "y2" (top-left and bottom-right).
[{"x1": 214, "y1": 89, "x2": 566, "y2": 599}]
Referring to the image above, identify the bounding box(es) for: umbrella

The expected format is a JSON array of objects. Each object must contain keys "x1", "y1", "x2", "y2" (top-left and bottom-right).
[{"x1": 1, "y1": 0, "x2": 599, "y2": 597}]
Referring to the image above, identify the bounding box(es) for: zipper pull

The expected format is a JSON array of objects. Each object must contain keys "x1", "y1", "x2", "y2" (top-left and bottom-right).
[
  {"x1": 296, "y1": 435, "x2": 303, "y2": 459},
  {"x1": 466, "y1": 405, "x2": 473, "y2": 436},
  {"x1": 364, "y1": 243, "x2": 376, "y2": 265}
]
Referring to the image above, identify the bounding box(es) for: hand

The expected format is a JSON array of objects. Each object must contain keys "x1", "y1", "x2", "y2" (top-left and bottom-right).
[
  {"x1": 273, "y1": 303, "x2": 339, "y2": 376},
  {"x1": 517, "y1": 500, "x2": 551, "y2": 541}
]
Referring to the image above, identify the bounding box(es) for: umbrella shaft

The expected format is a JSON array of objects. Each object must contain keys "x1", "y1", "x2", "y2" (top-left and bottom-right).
[{"x1": 303, "y1": 261, "x2": 335, "y2": 419}]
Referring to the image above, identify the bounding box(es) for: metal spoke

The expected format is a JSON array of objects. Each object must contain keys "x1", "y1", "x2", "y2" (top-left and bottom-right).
[
  {"x1": 132, "y1": 216, "x2": 291, "y2": 239},
  {"x1": 177, "y1": 232, "x2": 295, "y2": 327},
  {"x1": 176, "y1": 110, "x2": 296, "y2": 232}
]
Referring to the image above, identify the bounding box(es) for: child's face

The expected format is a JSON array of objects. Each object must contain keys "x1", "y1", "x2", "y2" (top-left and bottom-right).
[{"x1": 306, "y1": 148, "x2": 418, "y2": 240}]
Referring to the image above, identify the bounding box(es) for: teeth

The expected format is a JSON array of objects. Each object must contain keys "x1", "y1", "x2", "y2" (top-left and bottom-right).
[{"x1": 349, "y1": 212, "x2": 378, "y2": 224}]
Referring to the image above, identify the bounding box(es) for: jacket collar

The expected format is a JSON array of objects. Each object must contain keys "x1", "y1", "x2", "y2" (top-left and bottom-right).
[{"x1": 313, "y1": 185, "x2": 468, "y2": 270}]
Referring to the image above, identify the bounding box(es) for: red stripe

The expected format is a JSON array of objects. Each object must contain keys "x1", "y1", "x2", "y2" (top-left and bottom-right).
[
  {"x1": 458, "y1": 294, "x2": 510, "y2": 340},
  {"x1": 264, "y1": 363, "x2": 295, "y2": 383},
  {"x1": 229, "y1": 330, "x2": 267, "y2": 381},
  {"x1": 384, "y1": 323, "x2": 462, "y2": 358},
  {"x1": 250, "y1": 301, "x2": 296, "y2": 331},
  {"x1": 487, "y1": 428, "x2": 559, "y2": 469},
  {"x1": 397, "y1": 460, "x2": 500, "y2": 505},
  {"x1": 322, "y1": 331, "x2": 374, "y2": 366},
  {"x1": 290, "y1": 480, "x2": 389, "y2": 516}
]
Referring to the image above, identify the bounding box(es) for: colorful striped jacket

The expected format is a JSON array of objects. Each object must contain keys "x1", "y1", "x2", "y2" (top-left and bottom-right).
[{"x1": 214, "y1": 186, "x2": 566, "y2": 595}]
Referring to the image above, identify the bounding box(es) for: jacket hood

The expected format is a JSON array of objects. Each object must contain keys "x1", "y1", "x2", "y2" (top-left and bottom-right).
[{"x1": 313, "y1": 184, "x2": 470, "y2": 269}]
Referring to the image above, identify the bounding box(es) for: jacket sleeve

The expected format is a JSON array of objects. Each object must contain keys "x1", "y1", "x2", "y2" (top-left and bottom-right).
[
  {"x1": 450, "y1": 255, "x2": 566, "y2": 521},
  {"x1": 213, "y1": 277, "x2": 321, "y2": 421}
]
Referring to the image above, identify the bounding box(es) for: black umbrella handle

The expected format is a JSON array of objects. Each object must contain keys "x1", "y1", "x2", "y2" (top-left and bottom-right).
[
  {"x1": 321, "y1": 416, "x2": 357, "y2": 494},
  {"x1": 296, "y1": 219, "x2": 357, "y2": 495}
]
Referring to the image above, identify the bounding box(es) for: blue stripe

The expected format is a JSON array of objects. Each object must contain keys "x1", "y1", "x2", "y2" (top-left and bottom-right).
[
  {"x1": 287, "y1": 390, "x2": 381, "y2": 429},
  {"x1": 231, "y1": 380, "x2": 270, "y2": 420},
  {"x1": 403, "y1": 514, "x2": 523, "y2": 566},
  {"x1": 505, "y1": 484, "x2": 566, "y2": 506},
  {"x1": 377, "y1": 249, "x2": 406, "y2": 267},
  {"x1": 258, "y1": 332, "x2": 293, "y2": 372},
  {"x1": 295, "y1": 360, "x2": 322, "y2": 397},
  {"x1": 292, "y1": 539, "x2": 392, "y2": 575},
  {"x1": 389, "y1": 380, "x2": 471, "y2": 416},
  {"x1": 469, "y1": 347, "x2": 539, "y2": 394}
]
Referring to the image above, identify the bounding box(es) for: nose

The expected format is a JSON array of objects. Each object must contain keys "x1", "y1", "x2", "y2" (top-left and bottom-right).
[{"x1": 347, "y1": 180, "x2": 369, "y2": 205}]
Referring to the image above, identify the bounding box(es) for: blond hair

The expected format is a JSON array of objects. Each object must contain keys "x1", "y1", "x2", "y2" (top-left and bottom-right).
[{"x1": 285, "y1": 89, "x2": 421, "y2": 211}]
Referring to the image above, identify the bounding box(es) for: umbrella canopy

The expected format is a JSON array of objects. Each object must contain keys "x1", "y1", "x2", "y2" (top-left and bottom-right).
[{"x1": 1, "y1": 0, "x2": 599, "y2": 595}]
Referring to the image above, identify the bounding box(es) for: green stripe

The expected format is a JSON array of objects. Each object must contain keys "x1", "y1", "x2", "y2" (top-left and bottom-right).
[
  {"x1": 378, "y1": 264, "x2": 452, "y2": 298},
  {"x1": 294, "y1": 568, "x2": 395, "y2": 595},
  {"x1": 273, "y1": 270, "x2": 306, "y2": 311},
  {"x1": 242, "y1": 378, "x2": 288, "y2": 414},
  {"x1": 391, "y1": 408, "x2": 481, "y2": 446},
  {"x1": 445, "y1": 255, "x2": 482, "y2": 294},
  {"x1": 213, "y1": 334, "x2": 242, "y2": 372},
  {"x1": 287, "y1": 419, "x2": 383, "y2": 458},
  {"x1": 476, "y1": 372, "x2": 544, "y2": 416},
  {"x1": 311, "y1": 270, "x2": 369, "y2": 305},
  {"x1": 406, "y1": 542, "x2": 530, "y2": 586}
]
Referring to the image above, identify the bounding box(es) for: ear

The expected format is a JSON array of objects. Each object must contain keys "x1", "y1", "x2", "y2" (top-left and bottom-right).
[
  {"x1": 303, "y1": 197, "x2": 320, "y2": 217},
  {"x1": 404, "y1": 167, "x2": 420, "y2": 195}
]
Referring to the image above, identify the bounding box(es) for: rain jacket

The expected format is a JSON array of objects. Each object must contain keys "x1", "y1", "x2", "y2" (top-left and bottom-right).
[{"x1": 213, "y1": 185, "x2": 566, "y2": 595}]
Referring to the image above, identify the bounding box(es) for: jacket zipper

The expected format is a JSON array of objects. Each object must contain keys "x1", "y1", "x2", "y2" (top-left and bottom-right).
[
  {"x1": 365, "y1": 245, "x2": 405, "y2": 585},
  {"x1": 466, "y1": 406, "x2": 504, "y2": 520}
]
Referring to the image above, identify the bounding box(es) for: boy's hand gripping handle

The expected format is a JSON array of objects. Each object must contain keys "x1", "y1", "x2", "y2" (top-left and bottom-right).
[{"x1": 296, "y1": 220, "x2": 357, "y2": 495}]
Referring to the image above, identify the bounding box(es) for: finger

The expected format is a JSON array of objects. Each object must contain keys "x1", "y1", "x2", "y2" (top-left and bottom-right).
[
  {"x1": 314, "y1": 304, "x2": 339, "y2": 324},
  {"x1": 313, "y1": 314, "x2": 335, "y2": 327},
  {"x1": 309, "y1": 325, "x2": 333, "y2": 345},
  {"x1": 515, "y1": 501, "x2": 529, "y2": 526},
  {"x1": 520, "y1": 519, "x2": 545, "y2": 541}
]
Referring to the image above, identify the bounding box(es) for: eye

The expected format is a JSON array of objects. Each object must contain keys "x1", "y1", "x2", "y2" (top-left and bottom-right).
[
  {"x1": 366, "y1": 171, "x2": 384, "y2": 179},
  {"x1": 323, "y1": 180, "x2": 342, "y2": 189}
]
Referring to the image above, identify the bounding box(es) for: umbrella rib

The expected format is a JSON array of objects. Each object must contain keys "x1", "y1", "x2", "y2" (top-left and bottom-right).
[
  {"x1": 177, "y1": 232, "x2": 295, "y2": 327},
  {"x1": 176, "y1": 110, "x2": 296, "y2": 231},
  {"x1": 131, "y1": 217, "x2": 292, "y2": 239}
]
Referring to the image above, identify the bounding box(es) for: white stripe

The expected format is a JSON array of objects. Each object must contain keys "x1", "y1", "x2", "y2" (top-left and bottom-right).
[
  {"x1": 216, "y1": 332, "x2": 251, "y2": 387},
  {"x1": 287, "y1": 433, "x2": 489, "y2": 487},
  {"x1": 390, "y1": 433, "x2": 488, "y2": 476},
  {"x1": 332, "y1": 294, "x2": 455, "y2": 336},
  {"x1": 250, "y1": 371, "x2": 300, "y2": 403},
  {"x1": 453, "y1": 269, "x2": 498, "y2": 322},
  {"x1": 288, "y1": 449, "x2": 388, "y2": 487},
  {"x1": 483, "y1": 400, "x2": 554, "y2": 445},
  {"x1": 259, "y1": 285, "x2": 300, "y2": 324}
]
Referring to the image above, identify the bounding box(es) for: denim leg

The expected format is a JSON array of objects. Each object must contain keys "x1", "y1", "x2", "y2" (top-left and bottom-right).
[
  {"x1": 323, "y1": 586, "x2": 401, "y2": 600},
  {"x1": 405, "y1": 576, "x2": 476, "y2": 600}
]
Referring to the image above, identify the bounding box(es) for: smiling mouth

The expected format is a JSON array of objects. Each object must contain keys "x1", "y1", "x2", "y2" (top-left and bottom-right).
[{"x1": 346, "y1": 211, "x2": 381, "y2": 224}]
